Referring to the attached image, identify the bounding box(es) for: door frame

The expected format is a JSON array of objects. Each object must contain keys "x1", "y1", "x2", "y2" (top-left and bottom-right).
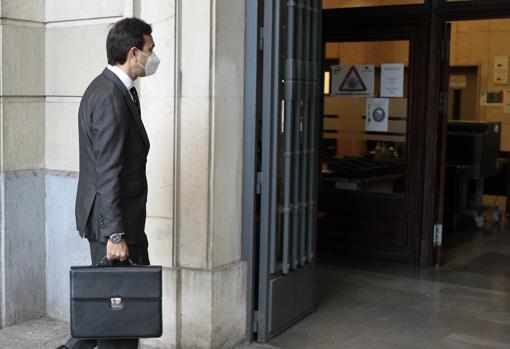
[
  {"x1": 429, "y1": 2, "x2": 510, "y2": 266},
  {"x1": 242, "y1": 0, "x2": 262, "y2": 341},
  {"x1": 322, "y1": 0, "x2": 510, "y2": 268},
  {"x1": 322, "y1": 9, "x2": 433, "y2": 266},
  {"x1": 243, "y1": 0, "x2": 510, "y2": 342}
]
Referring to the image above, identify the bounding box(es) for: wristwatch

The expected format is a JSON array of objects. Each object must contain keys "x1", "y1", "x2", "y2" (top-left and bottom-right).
[{"x1": 109, "y1": 232, "x2": 124, "y2": 244}]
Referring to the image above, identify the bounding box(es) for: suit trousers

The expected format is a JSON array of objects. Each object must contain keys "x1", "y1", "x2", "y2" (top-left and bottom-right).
[{"x1": 65, "y1": 236, "x2": 150, "y2": 349}]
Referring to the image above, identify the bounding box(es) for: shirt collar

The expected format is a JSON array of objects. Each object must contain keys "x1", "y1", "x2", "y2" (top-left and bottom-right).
[{"x1": 107, "y1": 64, "x2": 133, "y2": 90}]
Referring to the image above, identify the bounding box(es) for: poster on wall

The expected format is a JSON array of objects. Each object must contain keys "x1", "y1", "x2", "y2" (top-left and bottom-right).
[
  {"x1": 380, "y1": 63, "x2": 404, "y2": 97},
  {"x1": 366, "y1": 98, "x2": 389, "y2": 132},
  {"x1": 331, "y1": 65, "x2": 374, "y2": 97}
]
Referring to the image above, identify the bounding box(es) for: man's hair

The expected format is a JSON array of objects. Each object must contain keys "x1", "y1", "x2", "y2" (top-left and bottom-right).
[{"x1": 106, "y1": 17, "x2": 152, "y2": 65}]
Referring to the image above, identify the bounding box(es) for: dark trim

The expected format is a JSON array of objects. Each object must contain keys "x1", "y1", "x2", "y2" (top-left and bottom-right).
[
  {"x1": 242, "y1": 0, "x2": 261, "y2": 342},
  {"x1": 436, "y1": 1, "x2": 510, "y2": 20}
]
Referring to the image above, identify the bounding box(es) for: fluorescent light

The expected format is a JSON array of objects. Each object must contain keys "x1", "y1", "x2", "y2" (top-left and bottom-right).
[{"x1": 324, "y1": 71, "x2": 331, "y2": 95}]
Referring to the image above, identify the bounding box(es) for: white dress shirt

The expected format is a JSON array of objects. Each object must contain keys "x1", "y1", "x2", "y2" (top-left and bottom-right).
[{"x1": 107, "y1": 64, "x2": 134, "y2": 94}]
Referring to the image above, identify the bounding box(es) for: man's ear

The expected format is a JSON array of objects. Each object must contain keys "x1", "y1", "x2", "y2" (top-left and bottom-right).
[{"x1": 128, "y1": 47, "x2": 138, "y2": 61}]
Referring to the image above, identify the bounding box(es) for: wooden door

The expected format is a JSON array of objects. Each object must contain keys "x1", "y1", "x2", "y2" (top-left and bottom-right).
[{"x1": 318, "y1": 11, "x2": 430, "y2": 264}]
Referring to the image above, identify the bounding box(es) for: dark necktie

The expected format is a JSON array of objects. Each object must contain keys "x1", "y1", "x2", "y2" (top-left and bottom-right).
[{"x1": 130, "y1": 86, "x2": 141, "y2": 115}]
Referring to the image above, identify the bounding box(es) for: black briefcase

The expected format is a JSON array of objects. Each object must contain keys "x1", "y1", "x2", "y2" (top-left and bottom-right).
[{"x1": 70, "y1": 258, "x2": 162, "y2": 339}]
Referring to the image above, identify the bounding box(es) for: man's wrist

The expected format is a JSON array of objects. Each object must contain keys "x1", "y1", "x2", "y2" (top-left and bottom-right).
[{"x1": 109, "y1": 232, "x2": 125, "y2": 244}]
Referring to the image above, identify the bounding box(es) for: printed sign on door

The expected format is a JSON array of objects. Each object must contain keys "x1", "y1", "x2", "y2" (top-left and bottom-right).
[{"x1": 331, "y1": 65, "x2": 375, "y2": 97}]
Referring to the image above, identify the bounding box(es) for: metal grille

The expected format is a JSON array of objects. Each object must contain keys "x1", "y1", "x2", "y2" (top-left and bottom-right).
[
  {"x1": 256, "y1": 0, "x2": 322, "y2": 341},
  {"x1": 264, "y1": 0, "x2": 321, "y2": 276}
]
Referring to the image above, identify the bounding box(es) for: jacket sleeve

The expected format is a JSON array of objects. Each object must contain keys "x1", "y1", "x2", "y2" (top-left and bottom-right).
[{"x1": 91, "y1": 92, "x2": 129, "y2": 238}]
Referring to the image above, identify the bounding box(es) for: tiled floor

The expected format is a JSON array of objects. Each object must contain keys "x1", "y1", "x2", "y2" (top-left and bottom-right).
[
  {"x1": 265, "y1": 226, "x2": 510, "y2": 348},
  {"x1": 3, "y1": 226, "x2": 510, "y2": 348}
]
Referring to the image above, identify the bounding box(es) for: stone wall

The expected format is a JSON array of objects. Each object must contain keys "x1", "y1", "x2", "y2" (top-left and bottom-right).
[
  {"x1": 0, "y1": 1, "x2": 247, "y2": 347},
  {"x1": 0, "y1": 0, "x2": 46, "y2": 327}
]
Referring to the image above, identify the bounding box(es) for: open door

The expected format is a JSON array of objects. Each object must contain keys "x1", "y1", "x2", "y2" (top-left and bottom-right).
[
  {"x1": 255, "y1": 0, "x2": 322, "y2": 342},
  {"x1": 318, "y1": 11, "x2": 431, "y2": 264}
]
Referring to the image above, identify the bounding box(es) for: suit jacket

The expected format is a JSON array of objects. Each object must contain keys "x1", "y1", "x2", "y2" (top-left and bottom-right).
[{"x1": 75, "y1": 68, "x2": 150, "y2": 245}]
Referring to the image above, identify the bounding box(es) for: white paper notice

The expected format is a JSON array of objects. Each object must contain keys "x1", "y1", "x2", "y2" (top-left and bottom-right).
[
  {"x1": 331, "y1": 65, "x2": 375, "y2": 97},
  {"x1": 381, "y1": 64, "x2": 404, "y2": 97},
  {"x1": 366, "y1": 98, "x2": 389, "y2": 132}
]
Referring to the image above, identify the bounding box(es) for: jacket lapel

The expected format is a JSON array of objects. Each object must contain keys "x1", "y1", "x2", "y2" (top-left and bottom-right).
[{"x1": 102, "y1": 68, "x2": 150, "y2": 152}]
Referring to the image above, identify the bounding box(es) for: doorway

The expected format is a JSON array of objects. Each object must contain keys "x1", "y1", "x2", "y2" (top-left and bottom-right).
[
  {"x1": 243, "y1": 0, "x2": 510, "y2": 346},
  {"x1": 440, "y1": 18, "x2": 510, "y2": 270}
]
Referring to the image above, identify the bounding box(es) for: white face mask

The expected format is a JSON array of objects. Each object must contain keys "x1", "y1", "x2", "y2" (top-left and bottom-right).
[{"x1": 135, "y1": 49, "x2": 160, "y2": 77}]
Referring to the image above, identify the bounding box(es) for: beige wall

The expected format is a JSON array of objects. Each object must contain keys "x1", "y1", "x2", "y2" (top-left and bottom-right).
[{"x1": 450, "y1": 19, "x2": 510, "y2": 151}]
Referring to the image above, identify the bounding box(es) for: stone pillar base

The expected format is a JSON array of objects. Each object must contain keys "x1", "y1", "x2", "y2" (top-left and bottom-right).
[{"x1": 180, "y1": 260, "x2": 247, "y2": 349}]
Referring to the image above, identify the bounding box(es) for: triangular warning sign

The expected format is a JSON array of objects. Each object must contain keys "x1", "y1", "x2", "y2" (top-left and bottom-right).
[{"x1": 339, "y1": 66, "x2": 367, "y2": 92}]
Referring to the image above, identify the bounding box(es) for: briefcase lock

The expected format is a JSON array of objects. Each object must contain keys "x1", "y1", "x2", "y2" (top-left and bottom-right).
[{"x1": 111, "y1": 297, "x2": 123, "y2": 310}]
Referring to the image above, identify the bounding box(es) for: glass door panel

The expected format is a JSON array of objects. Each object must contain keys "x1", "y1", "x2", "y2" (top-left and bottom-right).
[{"x1": 322, "y1": 40, "x2": 410, "y2": 195}]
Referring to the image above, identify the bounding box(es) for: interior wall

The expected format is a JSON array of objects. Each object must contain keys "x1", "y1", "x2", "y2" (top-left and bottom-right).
[{"x1": 450, "y1": 19, "x2": 510, "y2": 151}]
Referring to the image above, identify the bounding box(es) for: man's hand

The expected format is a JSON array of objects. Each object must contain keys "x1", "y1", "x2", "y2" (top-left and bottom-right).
[{"x1": 107, "y1": 239, "x2": 129, "y2": 261}]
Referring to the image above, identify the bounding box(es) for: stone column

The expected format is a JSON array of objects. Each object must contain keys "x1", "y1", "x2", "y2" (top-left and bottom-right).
[
  {"x1": 137, "y1": 0, "x2": 180, "y2": 347},
  {"x1": 176, "y1": 0, "x2": 247, "y2": 348},
  {"x1": 0, "y1": 0, "x2": 46, "y2": 327}
]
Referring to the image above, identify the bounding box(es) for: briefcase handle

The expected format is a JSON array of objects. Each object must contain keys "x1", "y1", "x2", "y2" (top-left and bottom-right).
[{"x1": 95, "y1": 256, "x2": 138, "y2": 267}]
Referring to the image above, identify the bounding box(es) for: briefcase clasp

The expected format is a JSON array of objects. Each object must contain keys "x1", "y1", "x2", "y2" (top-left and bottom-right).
[{"x1": 111, "y1": 297, "x2": 123, "y2": 310}]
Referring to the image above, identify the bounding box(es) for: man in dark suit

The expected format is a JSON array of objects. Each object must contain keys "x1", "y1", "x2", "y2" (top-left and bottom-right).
[{"x1": 59, "y1": 17, "x2": 160, "y2": 349}]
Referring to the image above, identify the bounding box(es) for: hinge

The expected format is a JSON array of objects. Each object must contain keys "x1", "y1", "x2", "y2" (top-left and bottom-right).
[
  {"x1": 256, "y1": 172, "x2": 263, "y2": 194},
  {"x1": 441, "y1": 36, "x2": 450, "y2": 62},
  {"x1": 252, "y1": 311, "x2": 259, "y2": 332},
  {"x1": 439, "y1": 91, "x2": 448, "y2": 115},
  {"x1": 258, "y1": 26, "x2": 264, "y2": 51},
  {"x1": 433, "y1": 223, "x2": 443, "y2": 247}
]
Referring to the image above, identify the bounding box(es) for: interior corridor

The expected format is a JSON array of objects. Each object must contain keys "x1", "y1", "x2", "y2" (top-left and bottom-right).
[{"x1": 267, "y1": 226, "x2": 510, "y2": 349}]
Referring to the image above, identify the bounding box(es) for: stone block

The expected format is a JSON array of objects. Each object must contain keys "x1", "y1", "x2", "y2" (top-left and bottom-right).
[
  {"x1": 145, "y1": 217, "x2": 174, "y2": 268},
  {"x1": 45, "y1": 0, "x2": 124, "y2": 22},
  {"x1": 2, "y1": 98, "x2": 45, "y2": 171},
  {"x1": 45, "y1": 173, "x2": 90, "y2": 322},
  {"x1": 180, "y1": 261, "x2": 247, "y2": 348},
  {"x1": 138, "y1": 0, "x2": 176, "y2": 98},
  {"x1": 46, "y1": 23, "x2": 112, "y2": 97},
  {"x1": 45, "y1": 99, "x2": 80, "y2": 172},
  {"x1": 180, "y1": 0, "x2": 211, "y2": 98},
  {"x1": 140, "y1": 267, "x2": 178, "y2": 349},
  {"x1": 2, "y1": 23, "x2": 45, "y2": 96},
  {"x1": 178, "y1": 96, "x2": 211, "y2": 269},
  {"x1": 1, "y1": 0, "x2": 45, "y2": 22},
  {"x1": 3, "y1": 171, "x2": 46, "y2": 326},
  {"x1": 212, "y1": 96, "x2": 243, "y2": 267},
  {"x1": 180, "y1": 268, "x2": 213, "y2": 348},
  {"x1": 211, "y1": 261, "x2": 247, "y2": 348},
  {"x1": 214, "y1": 0, "x2": 244, "y2": 99},
  {"x1": 141, "y1": 96, "x2": 174, "y2": 219}
]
